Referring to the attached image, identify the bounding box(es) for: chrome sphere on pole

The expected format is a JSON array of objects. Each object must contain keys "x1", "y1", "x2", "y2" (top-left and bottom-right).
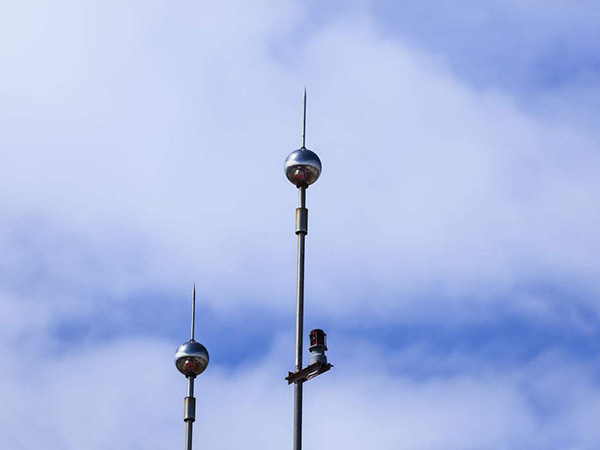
[
  {"x1": 284, "y1": 148, "x2": 322, "y2": 187},
  {"x1": 175, "y1": 340, "x2": 209, "y2": 377}
]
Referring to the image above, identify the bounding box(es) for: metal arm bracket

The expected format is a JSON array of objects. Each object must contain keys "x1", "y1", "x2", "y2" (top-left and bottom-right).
[{"x1": 285, "y1": 361, "x2": 333, "y2": 385}]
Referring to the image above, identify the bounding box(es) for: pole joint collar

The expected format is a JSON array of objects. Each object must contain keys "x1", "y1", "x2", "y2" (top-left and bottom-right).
[
  {"x1": 296, "y1": 207, "x2": 308, "y2": 235},
  {"x1": 184, "y1": 396, "x2": 196, "y2": 422}
]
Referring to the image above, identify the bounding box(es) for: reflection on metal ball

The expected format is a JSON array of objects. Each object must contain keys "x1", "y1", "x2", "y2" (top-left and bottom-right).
[
  {"x1": 284, "y1": 148, "x2": 322, "y2": 187},
  {"x1": 174, "y1": 340, "x2": 209, "y2": 376}
]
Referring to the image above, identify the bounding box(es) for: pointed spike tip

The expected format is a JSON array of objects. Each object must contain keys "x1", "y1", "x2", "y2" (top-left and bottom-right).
[
  {"x1": 191, "y1": 283, "x2": 196, "y2": 341},
  {"x1": 302, "y1": 88, "x2": 307, "y2": 149}
]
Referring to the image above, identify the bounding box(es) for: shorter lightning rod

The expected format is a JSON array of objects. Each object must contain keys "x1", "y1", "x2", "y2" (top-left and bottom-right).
[
  {"x1": 283, "y1": 90, "x2": 332, "y2": 450},
  {"x1": 174, "y1": 284, "x2": 210, "y2": 450}
]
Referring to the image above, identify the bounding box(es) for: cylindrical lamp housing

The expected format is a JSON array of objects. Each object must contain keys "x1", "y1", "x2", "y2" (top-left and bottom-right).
[{"x1": 309, "y1": 329, "x2": 328, "y2": 364}]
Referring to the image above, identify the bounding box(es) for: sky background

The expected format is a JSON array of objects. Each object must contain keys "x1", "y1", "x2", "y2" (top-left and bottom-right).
[{"x1": 1, "y1": 1, "x2": 600, "y2": 448}]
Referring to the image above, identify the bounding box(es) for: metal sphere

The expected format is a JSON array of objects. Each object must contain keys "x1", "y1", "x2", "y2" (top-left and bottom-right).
[
  {"x1": 284, "y1": 148, "x2": 322, "y2": 187},
  {"x1": 174, "y1": 340, "x2": 209, "y2": 376}
]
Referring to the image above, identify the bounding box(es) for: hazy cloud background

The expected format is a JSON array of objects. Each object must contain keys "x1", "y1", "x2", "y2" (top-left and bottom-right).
[{"x1": 1, "y1": 1, "x2": 600, "y2": 448}]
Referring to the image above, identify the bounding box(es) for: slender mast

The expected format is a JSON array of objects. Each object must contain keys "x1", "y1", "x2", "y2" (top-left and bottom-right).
[
  {"x1": 294, "y1": 184, "x2": 307, "y2": 450},
  {"x1": 283, "y1": 89, "x2": 325, "y2": 450},
  {"x1": 174, "y1": 284, "x2": 209, "y2": 450},
  {"x1": 293, "y1": 89, "x2": 309, "y2": 450},
  {"x1": 185, "y1": 284, "x2": 196, "y2": 450}
]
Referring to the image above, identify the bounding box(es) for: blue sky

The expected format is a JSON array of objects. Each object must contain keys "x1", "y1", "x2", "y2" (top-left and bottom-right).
[{"x1": 1, "y1": 1, "x2": 600, "y2": 448}]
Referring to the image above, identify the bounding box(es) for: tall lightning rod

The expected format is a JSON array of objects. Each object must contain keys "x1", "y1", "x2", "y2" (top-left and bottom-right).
[
  {"x1": 302, "y1": 87, "x2": 307, "y2": 149},
  {"x1": 174, "y1": 284, "x2": 210, "y2": 450},
  {"x1": 283, "y1": 90, "x2": 332, "y2": 450}
]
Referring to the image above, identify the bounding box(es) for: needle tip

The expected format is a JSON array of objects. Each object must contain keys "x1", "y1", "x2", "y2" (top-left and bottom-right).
[
  {"x1": 191, "y1": 283, "x2": 196, "y2": 341},
  {"x1": 302, "y1": 88, "x2": 307, "y2": 148}
]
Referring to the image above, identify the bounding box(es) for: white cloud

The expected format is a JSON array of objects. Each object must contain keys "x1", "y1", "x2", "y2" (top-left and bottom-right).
[
  {"x1": 1, "y1": 1, "x2": 598, "y2": 325},
  {"x1": 2, "y1": 334, "x2": 600, "y2": 449},
  {"x1": 1, "y1": 2, "x2": 600, "y2": 448}
]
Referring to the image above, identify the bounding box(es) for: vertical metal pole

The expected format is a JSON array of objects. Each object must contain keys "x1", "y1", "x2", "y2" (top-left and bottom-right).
[
  {"x1": 294, "y1": 186, "x2": 307, "y2": 450},
  {"x1": 184, "y1": 376, "x2": 196, "y2": 450}
]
